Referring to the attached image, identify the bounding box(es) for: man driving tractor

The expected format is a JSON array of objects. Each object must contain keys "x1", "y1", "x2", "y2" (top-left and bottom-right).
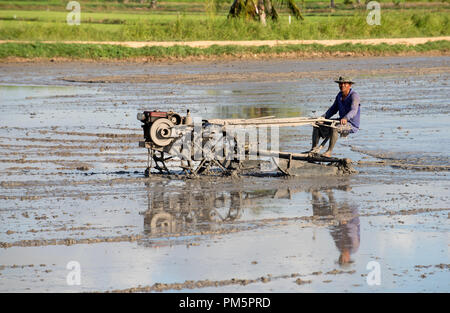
[{"x1": 311, "y1": 76, "x2": 361, "y2": 157}]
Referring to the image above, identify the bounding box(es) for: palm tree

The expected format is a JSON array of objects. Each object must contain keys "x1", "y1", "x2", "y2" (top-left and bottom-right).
[{"x1": 228, "y1": 0, "x2": 303, "y2": 24}]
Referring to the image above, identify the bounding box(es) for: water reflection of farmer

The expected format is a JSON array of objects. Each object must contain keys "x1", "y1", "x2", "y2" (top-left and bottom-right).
[
  {"x1": 330, "y1": 209, "x2": 360, "y2": 265},
  {"x1": 311, "y1": 187, "x2": 360, "y2": 265}
]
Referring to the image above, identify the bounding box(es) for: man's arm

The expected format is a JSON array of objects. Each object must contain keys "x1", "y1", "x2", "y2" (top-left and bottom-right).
[
  {"x1": 324, "y1": 95, "x2": 339, "y2": 119},
  {"x1": 343, "y1": 93, "x2": 360, "y2": 121}
]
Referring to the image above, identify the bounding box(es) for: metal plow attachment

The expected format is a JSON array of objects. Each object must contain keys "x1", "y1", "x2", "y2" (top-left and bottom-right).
[{"x1": 137, "y1": 110, "x2": 355, "y2": 177}]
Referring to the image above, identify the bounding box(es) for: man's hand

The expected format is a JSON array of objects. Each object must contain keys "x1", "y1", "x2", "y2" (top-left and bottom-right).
[{"x1": 340, "y1": 118, "x2": 348, "y2": 125}]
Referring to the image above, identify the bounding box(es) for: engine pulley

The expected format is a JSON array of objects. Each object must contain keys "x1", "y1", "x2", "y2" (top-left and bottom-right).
[{"x1": 150, "y1": 118, "x2": 174, "y2": 147}]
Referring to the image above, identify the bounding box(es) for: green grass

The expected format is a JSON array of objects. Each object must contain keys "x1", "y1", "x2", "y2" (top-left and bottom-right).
[
  {"x1": 0, "y1": 10, "x2": 448, "y2": 41},
  {"x1": 1, "y1": 0, "x2": 448, "y2": 14},
  {"x1": 0, "y1": 9, "x2": 208, "y2": 23},
  {"x1": 0, "y1": 40, "x2": 448, "y2": 59},
  {"x1": 0, "y1": 1, "x2": 448, "y2": 45}
]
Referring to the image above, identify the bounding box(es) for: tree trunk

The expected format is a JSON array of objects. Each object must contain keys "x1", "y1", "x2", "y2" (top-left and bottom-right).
[
  {"x1": 258, "y1": 0, "x2": 266, "y2": 25},
  {"x1": 330, "y1": 0, "x2": 335, "y2": 8},
  {"x1": 264, "y1": 0, "x2": 272, "y2": 15},
  {"x1": 150, "y1": 0, "x2": 157, "y2": 9}
]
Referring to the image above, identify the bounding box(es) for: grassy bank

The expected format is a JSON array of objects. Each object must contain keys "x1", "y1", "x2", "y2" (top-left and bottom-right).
[
  {"x1": 0, "y1": 11, "x2": 449, "y2": 41},
  {"x1": 0, "y1": 0, "x2": 447, "y2": 13},
  {"x1": 1, "y1": 40, "x2": 448, "y2": 60}
]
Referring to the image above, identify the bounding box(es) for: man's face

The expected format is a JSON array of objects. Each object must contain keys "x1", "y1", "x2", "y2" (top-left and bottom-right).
[{"x1": 339, "y1": 82, "x2": 351, "y2": 93}]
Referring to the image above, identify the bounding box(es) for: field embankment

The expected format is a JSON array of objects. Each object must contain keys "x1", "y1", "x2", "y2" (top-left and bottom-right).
[{"x1": 0, "y1": 39, "x2": 448, "y2": 62}]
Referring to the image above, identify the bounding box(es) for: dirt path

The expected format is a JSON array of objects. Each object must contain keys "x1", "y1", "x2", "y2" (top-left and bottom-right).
[{"x1": 1, "y1": 36, "x2": 449, "y2": 48}]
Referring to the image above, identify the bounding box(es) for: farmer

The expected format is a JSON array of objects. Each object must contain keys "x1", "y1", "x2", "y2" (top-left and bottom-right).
[{"x1": 311, "y1": 76, "x2": 360, "y2": 157}]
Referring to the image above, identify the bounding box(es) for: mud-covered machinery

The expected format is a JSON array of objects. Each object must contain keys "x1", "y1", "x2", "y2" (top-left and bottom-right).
[
  {"x1": 137, "y1": 110, "x2": 185, "y2": 147},
  {"x1": 137, "y1": 110, "x2": 354, "y2": 177}
]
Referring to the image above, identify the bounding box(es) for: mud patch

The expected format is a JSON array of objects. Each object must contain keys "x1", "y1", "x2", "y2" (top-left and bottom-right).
[{"x1": 62, "y1": 66, "x2": 450, "y2": 85}]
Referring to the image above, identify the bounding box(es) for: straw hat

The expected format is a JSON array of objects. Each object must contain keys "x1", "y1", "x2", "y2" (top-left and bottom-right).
[{"x1": 334, "y1": 76, "x2": 355, "y2": 84}]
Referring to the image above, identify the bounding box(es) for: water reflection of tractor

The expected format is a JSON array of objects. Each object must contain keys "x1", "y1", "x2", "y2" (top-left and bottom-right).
[
  {"x1": 142, "y1": 188, "x2": 243, "y2": 235},
  {"x1": 142, "y1": 178, "x2": 295, "y2": 236},
  {"x1": 137, "y1": 110, "x2": 355, "y2": 177}
]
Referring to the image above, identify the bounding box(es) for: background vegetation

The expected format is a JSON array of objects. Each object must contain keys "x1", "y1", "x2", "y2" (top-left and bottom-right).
[{"x1": 0, "y1": 0, "x2": 448, "y2": 58}]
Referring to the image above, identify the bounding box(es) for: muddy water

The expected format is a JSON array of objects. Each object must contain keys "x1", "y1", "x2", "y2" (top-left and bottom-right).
[{"x1": 0, "y1": 56, "x2": 449, "y2": 292}]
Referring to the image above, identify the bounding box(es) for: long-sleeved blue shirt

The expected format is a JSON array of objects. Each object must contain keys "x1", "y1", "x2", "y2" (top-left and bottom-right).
[{"x1": 325, "y1": 89, "x2": 360, "y2": 133}]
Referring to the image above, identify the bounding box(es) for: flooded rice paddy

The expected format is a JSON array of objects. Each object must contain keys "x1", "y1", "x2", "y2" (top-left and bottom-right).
[{"x1": 0, "y1": 56, "x2": 449, "y2": 292}]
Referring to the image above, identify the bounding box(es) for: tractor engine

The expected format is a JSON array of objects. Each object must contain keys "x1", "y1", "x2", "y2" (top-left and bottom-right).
[{"x1": 137, "y1": 110, "x2": 190, "y2": 148}]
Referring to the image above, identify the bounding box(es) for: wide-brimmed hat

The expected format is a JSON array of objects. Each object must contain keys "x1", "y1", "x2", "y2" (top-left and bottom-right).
[{"x1": 334, "y1": 76, "x2": 355, "y2": 84}]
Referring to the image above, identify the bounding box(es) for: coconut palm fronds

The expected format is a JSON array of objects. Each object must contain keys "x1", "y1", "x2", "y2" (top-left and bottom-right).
[
  {"x1": 228, "y1": 0, "x2": 303, "y2": 22},
  {"x1": 228, "y1": 0, "x2": 260, "y2": 20},
  {"x1": 228, "y1": 0, "x2": 246, "y2": 18},
  {"x1": 283, "y1": 0, "x2": 304, "y2": 20},
  {"x1": 245, "y1": 0, "x2": 259, "y2": 19},
  {"x1": 271, "y1": 5, "x2": 279, "y2": 21}
]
